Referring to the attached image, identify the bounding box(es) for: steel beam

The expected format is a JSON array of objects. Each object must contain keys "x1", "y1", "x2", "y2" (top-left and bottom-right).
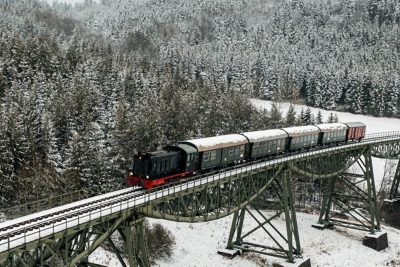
[{"x1": 142, "y1": 166, "x2": 283, "y2": 222}]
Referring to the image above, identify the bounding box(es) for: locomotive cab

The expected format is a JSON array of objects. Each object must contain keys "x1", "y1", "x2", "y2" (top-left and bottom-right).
[{"x1": 131, "y1": 153, "x2": 150, "y2": 178}]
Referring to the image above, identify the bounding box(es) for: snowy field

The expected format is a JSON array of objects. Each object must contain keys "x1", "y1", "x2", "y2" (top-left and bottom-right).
[
  {"x1": 43, "y1": 0, "x2": 99, "y2": 5},
  {"x1": 91, "y1": 212, "x2": 400, "y2": 267},
  {"x1": 90, "y1": 99, "x2": 400, "y2": 267},
  {"x1": 250, "y1": 99, "x2": 400, "y2": 134}
]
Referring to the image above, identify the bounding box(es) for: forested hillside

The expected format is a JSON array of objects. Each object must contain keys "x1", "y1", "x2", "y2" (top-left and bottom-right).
[
  {"x1": 0, "y1": 0, "x2": 274, "y2": 207},
  {"x1": 0, "y1": 0, "x2": 398, "y2": 208},
  {"x1": 59, "y1": 0, "x2": 400, "y2": 116}
]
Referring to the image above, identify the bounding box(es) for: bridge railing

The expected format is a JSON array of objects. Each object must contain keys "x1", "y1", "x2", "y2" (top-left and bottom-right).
[
  {"x1": 365, "y1": 131, "x2": 400, "y2": 139},
  {"x1": 0, "y1": 190, "x2": 88, "y2": 220},
  {"x1": 2, "y1": 132, "x2": 400, "y2": 253}
]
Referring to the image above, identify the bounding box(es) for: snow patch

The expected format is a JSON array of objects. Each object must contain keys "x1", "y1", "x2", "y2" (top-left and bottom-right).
[
  {"x1": 43, "y1": 0, "x2": 100, "y2": 5},
  {"x1": 183, "y1": 134, "x2": 248, "y2": 152},
  {"x1": 241, "y1": 129, "x2": 288, "y2": 142},
  {"x1": 316, "y1": 123, "x2": 348, "y2": 131},
  {"x1": 281, "y1": 125, "x2": 320, "y2": 136}
]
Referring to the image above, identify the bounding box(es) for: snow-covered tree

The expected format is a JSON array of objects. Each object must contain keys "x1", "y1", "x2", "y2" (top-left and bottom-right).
[{"x1": 285, "y1": 104, "x2": 297, "y2": 127}]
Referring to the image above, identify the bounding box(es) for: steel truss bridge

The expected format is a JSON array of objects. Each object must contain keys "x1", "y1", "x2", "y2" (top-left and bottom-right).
[{"x1": 1, "y1": 132, "x2": 400, "y2": 267}]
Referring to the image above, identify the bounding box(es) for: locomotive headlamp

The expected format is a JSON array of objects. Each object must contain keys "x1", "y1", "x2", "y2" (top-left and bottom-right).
[
  {"x1": 129, "y1": 172, "x2": 133, "y2": 176},
  {"x1": 146, "y1": 176, "x2": 149, "y2": 179}
]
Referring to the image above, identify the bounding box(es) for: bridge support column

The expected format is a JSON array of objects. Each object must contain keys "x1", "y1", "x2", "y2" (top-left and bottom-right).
[
  {"x1": 118, "y1": 217, "x2": 150, "y2": 267},
  {"x1": 381, "y1": 160, "x2": 400, "y2": 230},
  {"x1": 314, "y1": 175, "x2": 337, "y2": 229},
  {"x1": 224, "y1": 170, "x2": 309, "y2": 266},
  {"x1": 389, "y1": 159, "x2": 400, "y2": 200},
  {"x1": 313, "y1": 151, "x2": 387, "y2": 250}
]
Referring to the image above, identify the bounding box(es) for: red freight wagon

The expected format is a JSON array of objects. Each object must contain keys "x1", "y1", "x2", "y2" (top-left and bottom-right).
[{"x1": 343, "y1": 122, "x2": 366, "y2": 141}]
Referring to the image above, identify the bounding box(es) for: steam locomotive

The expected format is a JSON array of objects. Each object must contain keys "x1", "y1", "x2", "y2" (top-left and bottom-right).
[{"x1": 128, "y1": 122, "x2": 366, "y2": 189}]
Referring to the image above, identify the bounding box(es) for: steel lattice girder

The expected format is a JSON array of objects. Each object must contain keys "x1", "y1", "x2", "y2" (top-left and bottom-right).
[
  {"x1": 371, "y1": 141, "x2": 400, "y2": 159},
  {"x1": 0, "y1": 212, "x2": 150, "y2": 267},
  {"x1": 140, "y1": 165, "x2": 283, "y2": 222},
  {"x1": 226, "y1": 170, "x2": 301, "y2": 263},
  {"x1": 316, "y1": 151, "x2": 381, "y2": 233},
  {"x1": 289, "y1": 147, "x2": 365, "y2": 179}
]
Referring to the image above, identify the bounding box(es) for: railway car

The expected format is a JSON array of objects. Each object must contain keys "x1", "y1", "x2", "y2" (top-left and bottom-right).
[
  {"x1": 281, "y1": 125, "x2": 320, "y2": 150},
  {"x1": 316, "y1": 123, "x2": 348, "y2": 145},
  {"x1": 241, "y1": 129, "x2": 288, "y2": 158},
  {"x1": 181, "y1": 134, "x2": 249, "y2": 170},
  {"x1": 343, "y1": 122, "x2": 366, "y2": 141},
  {"x1": 128, "y1": 122, "x2": 367, "y2": 189}
]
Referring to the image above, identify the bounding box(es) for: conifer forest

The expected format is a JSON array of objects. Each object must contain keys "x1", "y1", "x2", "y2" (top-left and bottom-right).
[{"x1": 0, "y1": 0, "x2": 399, "y2": 208}]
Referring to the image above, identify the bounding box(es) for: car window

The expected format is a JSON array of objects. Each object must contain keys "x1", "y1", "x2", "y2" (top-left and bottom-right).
[{"x1": 211, "y1": 151, "x2": 217, "y2": 160}]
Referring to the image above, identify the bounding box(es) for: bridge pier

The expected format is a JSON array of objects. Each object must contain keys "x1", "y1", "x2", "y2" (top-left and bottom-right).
[
  {"x1": 312, "y1": 151, "x2": 388, "y2": 251},
  {"x1": 381, "y1": 159, "x2": 400, "y2": 229},
  {"x1": 118, "y1": 216, "x2": 150, "y2": 267},
  {"x1": 223, "y1": 170, "x2": 310, "y2": 266}
]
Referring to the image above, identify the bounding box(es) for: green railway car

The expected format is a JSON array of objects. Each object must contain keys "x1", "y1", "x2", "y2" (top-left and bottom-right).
[
  {"x1": 241, "y1": 129, "x2": 289, "y2": 158},
  {"x1": 282, "y1": 126, "x2": 320, "y2": 150},
  {"x1": 181, "y1": 134, "x2": 249, "y2": 170},
  {"x1": 316, "y1": 123, "x2": 348, "y2": 145}
]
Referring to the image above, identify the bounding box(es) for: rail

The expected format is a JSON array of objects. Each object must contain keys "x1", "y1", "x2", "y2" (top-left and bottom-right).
[{"x1": 0, "y1": 190, "x2": 89, "y2": 220}]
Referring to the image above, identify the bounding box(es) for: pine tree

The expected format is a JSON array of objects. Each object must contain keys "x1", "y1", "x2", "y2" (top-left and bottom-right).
[
  {"x1": 81, "y1": 122, "x2": 109, "y2": 194},
  {"x1": 63, "y1": 131, "x2": 85, "y2": 192},
  {"x1": 285, "y1": 104, "x2": 297, "y2": 127},
  {"x1": 269, "y1": 102, "x2": 283, "y2": 128},
  {"x1": 108, "y1": 97, "x2": 136, "y2": 185},
  {"x1": 315, "y1": 110, "x2": 323, "y2": 124},
  {"x1": 297, "y1": 108, "x2": 305, "y2": 125},
  {"x1": 304, "y1": 107, "x2": 314, "y2": 125},
  {"x1": 0, "y1": 107, "x2": 15, "y2": 207},
  {"x1": 327, "y1": 113, "x2": 338, "y2": 123},
  {"x1": 41, "y1": 113, "x2": 62, "y2": 174}
]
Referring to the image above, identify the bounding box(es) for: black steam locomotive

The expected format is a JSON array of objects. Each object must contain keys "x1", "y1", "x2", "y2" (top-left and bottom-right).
[{"x1": 128, "y1": 122, "x2": 366, "y2": 189}]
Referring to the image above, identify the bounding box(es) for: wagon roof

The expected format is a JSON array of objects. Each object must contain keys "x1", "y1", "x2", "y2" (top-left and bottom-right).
[
  {"x1": 181, "y1": 134, "x2": 249, "y2": 152},
  {"x1": 173, "y1": 144, "x2": 198, "y2": 154},
  {"x1": 316, "y1": 123, "x2": 348, "y2": 132},
  {"x1": 281, "y1": 125, "x2": 320, "y2": 137},
  {"x1": 241, "y1": 129, "x2": 288, "y2": 142},
  {"x1": 343, "y1": 122, "x2": 366, "y2": 128}
]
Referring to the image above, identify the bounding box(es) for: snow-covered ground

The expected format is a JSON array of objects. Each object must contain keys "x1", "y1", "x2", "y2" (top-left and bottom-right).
[
  {"x1": 91, "y1": 212, "x2": 400, "y2": 267},
  {"x1": 43, "y1": 0, "x2": 99, "y2": 5},
  {"x1": 250, "y1": 99, "x2": 400, "y2": 134},
  {"x1": 90, "y1": 99, "x2": 400, "y2": 266}
]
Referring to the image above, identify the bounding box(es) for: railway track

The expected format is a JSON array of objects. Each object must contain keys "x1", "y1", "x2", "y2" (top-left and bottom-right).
[{"x1": 0, "y1": 188, "x2": 146, "y2": 239}]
